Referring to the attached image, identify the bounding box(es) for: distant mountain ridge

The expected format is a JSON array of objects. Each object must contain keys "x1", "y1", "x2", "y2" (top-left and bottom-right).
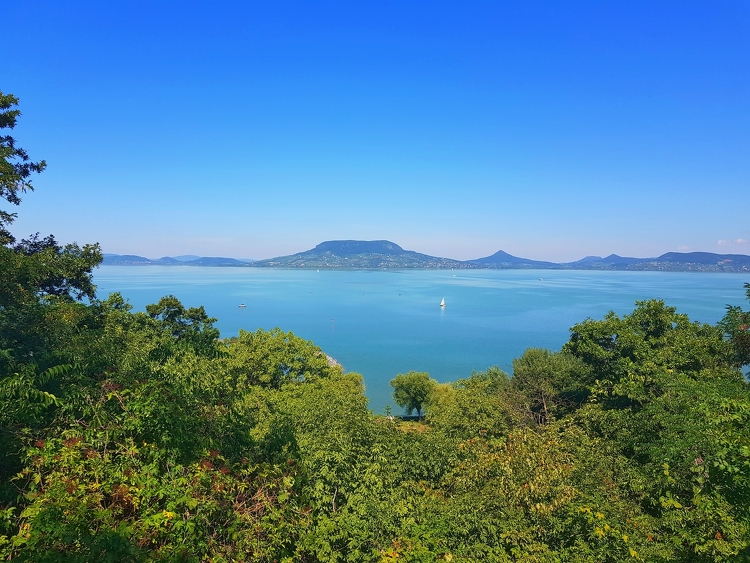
[
  {"x1": 102, "y1": 243, "x2": 750, "y2": 272},
  {"x1": 102, "y1": 254, "x2": 254, "y2": 266},
  {"x1": 313, "y1": 240, "x2": 408, "y2": 255}
]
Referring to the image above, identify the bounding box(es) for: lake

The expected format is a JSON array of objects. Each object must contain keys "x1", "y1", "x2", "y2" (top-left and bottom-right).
[{"x1": 93, "y1": 266, "x2": 749, "y2": 412}]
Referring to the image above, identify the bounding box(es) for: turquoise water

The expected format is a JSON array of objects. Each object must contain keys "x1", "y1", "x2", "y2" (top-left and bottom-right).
[{"x1": 93, "y1": 267, "x2": 749, "y2": 412}]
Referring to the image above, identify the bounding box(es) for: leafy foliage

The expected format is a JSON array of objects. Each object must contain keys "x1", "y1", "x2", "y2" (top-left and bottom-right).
[
  {"x1": 719, "y1": 282, "x2": 750, "y2": 371},
  {"x1": 428, "y1": 366, "x2": 514, "y2": 439},
  {"x1": 511, "y1": 349, "x2": 591, "y2": 424},
  {"x1": 390, "y1": 370, "x2": 437, "y2": 420},
  {"x1": 0, "y1": 91, "x2": 46, "y2": 244}
]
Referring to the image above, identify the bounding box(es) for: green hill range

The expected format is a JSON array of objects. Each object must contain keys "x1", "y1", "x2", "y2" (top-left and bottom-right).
[{"x1": 103, "y1": 240, "x2": 750, "y2": 272}]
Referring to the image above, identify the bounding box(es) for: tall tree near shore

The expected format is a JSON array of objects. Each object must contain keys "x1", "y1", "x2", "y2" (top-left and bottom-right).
[
  {"x1": 0, "y1": 91, "x2": 46, "y2": 245},
  {"x1": 719, "y1": 282, "x2": 750, "y2": 372},
  {"x1": 390, "y1": 370, "x2": 436, "y2": 420},
  {"x1": 0, "y1": 91, "x2": 102, "y2": 508},
  {"x1": 511, "y1": 348, "x2": 591, "y2": 424},
  {"x1": 0, "y1": 91, "x2": 100, "y2": 308}
]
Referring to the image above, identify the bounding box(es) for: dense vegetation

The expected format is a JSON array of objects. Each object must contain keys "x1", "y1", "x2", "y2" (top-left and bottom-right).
[{"x1": 2, "y1": 91, "x2": 749, "y2": 562}]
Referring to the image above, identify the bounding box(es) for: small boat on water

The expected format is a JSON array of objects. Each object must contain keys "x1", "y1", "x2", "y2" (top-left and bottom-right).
[
  {"x1": 440, "y1": 298, "x2": 446, "y2": 307},
  {"x1": 239, "y1": 303, "x2": 246, "y2": 308}
]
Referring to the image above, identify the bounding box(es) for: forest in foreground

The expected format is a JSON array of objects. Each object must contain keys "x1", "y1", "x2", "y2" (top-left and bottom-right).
[{"x1": 2, "y1": 91, "x2": 750, "y2": 562}]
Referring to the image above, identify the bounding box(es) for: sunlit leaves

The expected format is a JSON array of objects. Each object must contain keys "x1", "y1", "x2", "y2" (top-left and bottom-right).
[{"x1": 390, "y1": 371, "x2": 437, "y2": 420}]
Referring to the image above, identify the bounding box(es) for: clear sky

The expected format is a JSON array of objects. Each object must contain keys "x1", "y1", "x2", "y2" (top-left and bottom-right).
[{"x1": 5, "y1": 1, "x2": 749, "y2": 261}]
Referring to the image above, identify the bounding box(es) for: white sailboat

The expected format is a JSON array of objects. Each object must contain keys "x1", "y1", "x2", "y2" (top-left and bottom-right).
[{"x1": 440, "y1": 297, "x2": 446, "y2": 307}]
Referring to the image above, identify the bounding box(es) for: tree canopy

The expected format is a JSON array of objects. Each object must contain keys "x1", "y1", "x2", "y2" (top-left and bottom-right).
[
  {"x1": 719, "y1": 282, "x2": 750, "y2": 371},
  {"x1": 0, "y1": 91, "x2": 46, "y2": 245},
  {"x1": 390, "y1": 370, "x2": 437, "y2": 420}
]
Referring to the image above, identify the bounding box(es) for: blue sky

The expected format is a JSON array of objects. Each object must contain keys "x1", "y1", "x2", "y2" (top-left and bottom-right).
[{"x1": 5, "y1": 1, "x2": 749, "y2": 261}]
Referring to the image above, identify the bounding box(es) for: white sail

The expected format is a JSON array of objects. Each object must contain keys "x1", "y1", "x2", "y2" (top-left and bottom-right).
[{"x1": 440, "y1": 298, "x2": 446, "y2": 307}]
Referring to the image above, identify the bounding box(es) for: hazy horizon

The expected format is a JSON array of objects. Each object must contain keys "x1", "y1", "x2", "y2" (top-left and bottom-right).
[
  {"x1": 102, "y1": 239, "x2": 750, "y2": 264},
  {"x1": 6, "y1": 2, "x2": 749, "y2": 262}
]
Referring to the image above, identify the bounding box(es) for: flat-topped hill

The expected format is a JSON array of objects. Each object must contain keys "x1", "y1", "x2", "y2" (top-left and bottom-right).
[
  {"x1": 311, "y1": 240, "x2": 409, "y2": 256},
  {"x1": 251, "y1": 239, "x2": 465, "y2": 269}
]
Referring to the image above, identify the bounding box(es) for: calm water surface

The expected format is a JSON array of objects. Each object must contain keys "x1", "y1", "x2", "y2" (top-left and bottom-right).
[{"x1": 94, "y1": 266, "x2": 749, "y2": 412}]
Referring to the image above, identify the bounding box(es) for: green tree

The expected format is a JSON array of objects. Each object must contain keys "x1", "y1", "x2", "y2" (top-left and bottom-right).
[
  {"x1": 0, "y1": 92, "x2": 101, "y2": 370},
  {"x1": 563, "y1": 300, "x2": 750, "y2": 560},
  {"x1": 390, "y1": 371, "x2": 436, "y2": 420},
  {"x1": 145, "y1": 294, "x2": 220, "y2": 357},
  {"x1": 222, "y1": 327, "x2": 340, "y2": 389},
  {"x1": 428, "y1": 366, "x2": 514, "y2": 439},
  {"x1": 511, "y1": 348, "x2": 591, "y2": 424},
  {"x1": 719, "y1": 282, "x2": 750, "y2": 372},
  {"x1": 0, "y1": 91, "x2": 46, "y2": 245},
  {"x1": 0, "y1": 91, "x2": 101, "y2": 513}
]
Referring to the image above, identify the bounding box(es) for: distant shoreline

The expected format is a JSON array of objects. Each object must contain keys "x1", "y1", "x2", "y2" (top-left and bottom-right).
[
  {"x1": 102, "y1": 240, "x2": 750, "y2": 273},
  {"x1": 99, "y1": 262, "x2": 750, "y2": 273}
]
